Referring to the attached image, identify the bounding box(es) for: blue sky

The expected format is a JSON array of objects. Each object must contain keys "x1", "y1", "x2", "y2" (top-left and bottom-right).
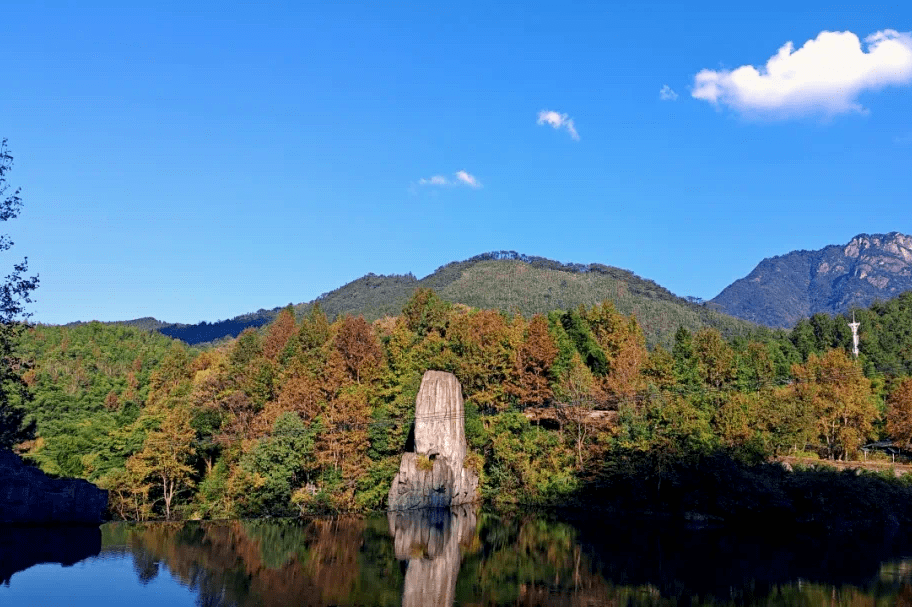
[{"x1": 2, "y1": 1, "x2": 911, "y2": 324}]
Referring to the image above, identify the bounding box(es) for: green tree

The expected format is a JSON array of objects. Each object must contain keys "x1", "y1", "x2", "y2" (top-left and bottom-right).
[
  {"x1": 0, "y1": 138, "x2": 38, "y2": 450},
  {"x1": 236, "y1": 412, "x2": 314, "y2": 516},
  {"x1": 402, "y1": 288, "x2": 450, "y2": 337},
  {"x1": 672, "y1": 326, "x2": 700, "y2": 386},
  {"x1": 560, "y1": 308, "x2": 607, "y2": 376}
]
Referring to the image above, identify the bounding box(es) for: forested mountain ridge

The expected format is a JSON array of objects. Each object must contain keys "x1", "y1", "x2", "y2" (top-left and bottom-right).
[
  {"x1": 81, "y1": 251, "x2": 758, "y2": 349},
  {"x1": 65, "y1": 309, "x2": 279, "y2": 345},
  {"x1": 16, "y1": 286, "x2": 912, "y2": 523},
  {"x1": 712, "y1": 232, "x2": 912, "y2": 328}
]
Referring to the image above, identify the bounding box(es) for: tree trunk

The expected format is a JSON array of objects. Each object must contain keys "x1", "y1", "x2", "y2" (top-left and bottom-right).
[{"x1": 162, "y1": 474, "x2": 172, "y2": 520}]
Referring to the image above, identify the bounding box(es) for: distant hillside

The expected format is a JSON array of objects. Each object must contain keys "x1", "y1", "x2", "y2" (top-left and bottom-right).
[
  {"x1": 66, "y1": 309, "x2": 279, "y2": 346},
  {"x1": 291, "y1": 252, "x2": 758, "y2": 348},
  {"x1": 83, "y1": 251, "x2": 755, "y2": 349},
  {"x1": 712, "y1": 233, "x2": 912, "y2": 328}
]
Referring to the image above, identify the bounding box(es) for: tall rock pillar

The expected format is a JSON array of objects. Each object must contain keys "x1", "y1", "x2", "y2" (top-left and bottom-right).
[{"x1": 387, "y1": 371, "x2": 479, "y2": 510}]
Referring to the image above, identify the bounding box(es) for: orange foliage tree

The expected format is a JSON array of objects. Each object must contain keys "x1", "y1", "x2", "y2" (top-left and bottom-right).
[
  {"x1": 262, "y1": 305, "x2": 297, "y2": 361},
  {"x1": 792, "y1": 349, "x2": 877, "y2": 460},
  {"x1": 887, "y1": 377, "x2": 912, "y2": 449},
  {"x1": 507, "y1": 314, "x2": 558, "y2": 406},
  {"x1": 447, "y1": 309, "x2": 520, "y2": 411},
  {"x1": 585, "y1": 302, "x2": 647, "y2": 404},
  {"x1": 333, "y1": 315, "x2": 384, "y2": 385}
]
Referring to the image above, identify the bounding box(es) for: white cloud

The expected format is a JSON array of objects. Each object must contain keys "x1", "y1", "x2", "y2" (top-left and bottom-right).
[
  {"x1": 537, "y1": 110, "x2": 580, "y2": 140},
  {"x1": 455, "y1": 170, "x2": 481, "y2": 188},
  {"x1": 692, "y1": 29, "x2": 912, "y2": 117},
  {"x1": 416, "y1": 171, "x2": 482, "y2": 189},
  {"x1": 418, "y1": 175, "x2": 450, "y2": 186},
  {"x1": 659, "y1": 85, "x2": 678, "y2": 101}
]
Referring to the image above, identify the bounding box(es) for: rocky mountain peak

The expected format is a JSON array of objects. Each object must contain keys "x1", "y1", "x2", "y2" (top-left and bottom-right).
[
  {"x1": 712, "y1": 232, "x2": 912, "y2": 328},
  {"x1": 843, "y1": 232, "x2": 912, "y2": 260}
]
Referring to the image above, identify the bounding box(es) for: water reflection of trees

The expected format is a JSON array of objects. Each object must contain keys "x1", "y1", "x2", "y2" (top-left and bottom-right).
[{"x1": 101, "y1": 514, "x2": 912, "y2": 606}]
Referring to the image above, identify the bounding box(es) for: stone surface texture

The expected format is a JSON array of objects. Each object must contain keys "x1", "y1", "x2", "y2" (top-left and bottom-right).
[
  {"x1": 387, "y1": 371, "x2": 479, "y2": 510},
  {"x1": 0, "y1": 450, "x2": 107, "y2": 524}
]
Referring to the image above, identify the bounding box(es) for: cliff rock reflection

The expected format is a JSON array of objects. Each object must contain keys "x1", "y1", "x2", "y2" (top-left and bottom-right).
[
  {"x1": 0, "y1": 525, "x2": 101, "y2": 585},
  {"x1": 389, "y1": 506, "x2": 476, "y2": 607}
]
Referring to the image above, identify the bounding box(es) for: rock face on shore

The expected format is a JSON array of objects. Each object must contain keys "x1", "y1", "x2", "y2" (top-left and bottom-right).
[
  {"x1": 0, "y1": 450, "x2": 107, "y2": 524},
  {"x1": 387, "y1": 371, "x2": 479, "y2": 510}
]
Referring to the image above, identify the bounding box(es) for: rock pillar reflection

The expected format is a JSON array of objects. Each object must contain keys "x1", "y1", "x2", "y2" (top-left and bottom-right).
[{"x1": 389, "y1": 506, "x2": 476, "y2": 607}]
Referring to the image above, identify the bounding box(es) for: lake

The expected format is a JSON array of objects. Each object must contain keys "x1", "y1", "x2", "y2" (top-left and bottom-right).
[{"x1": 3, "y1": 507, "x2": 912, "y2": 606}]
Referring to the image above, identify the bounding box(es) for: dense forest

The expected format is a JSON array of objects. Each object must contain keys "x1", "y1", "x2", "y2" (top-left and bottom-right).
[{"x1": 8, "y1": 287, "x2": 912, "y2": 523}]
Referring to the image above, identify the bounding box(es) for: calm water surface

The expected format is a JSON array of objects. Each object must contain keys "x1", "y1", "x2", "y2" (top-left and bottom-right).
[{"x1": 3, "y1": 508, "x2": 912, "y2": 606}]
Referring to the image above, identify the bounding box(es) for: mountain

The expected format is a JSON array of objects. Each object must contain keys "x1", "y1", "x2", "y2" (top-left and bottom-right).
[
  {"x1": 711, "y1": 232, "x2": 912, "y2": 329},
  {"x1": 66, "y1": 309, "x2": 279, "y2": 346},
  {"x1": 86, "y1": 251, "x2": 760, "y2": 349}
]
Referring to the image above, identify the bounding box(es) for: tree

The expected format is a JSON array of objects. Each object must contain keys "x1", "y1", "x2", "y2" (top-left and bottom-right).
[
  {"x1": 887, "y1": 377, "x2": 912, "y2": 450},
  {"x1": 263, "y1": 305, "x2": 297, "y2": 361},
  {"x1": 554, "y1": 351, "x2": 599, "y2": 468},
  {"x1": 642, "y1": 346, "x2": 676, "y2": 391},
  {"x1": 792, "y1": 349, "x2": 877, "y2": 460},
  {"x1": 100, "y1": 466, "x2": 152, "y2": 521},
  {"x1": 507, "y1": 314, "x2": 557, "y2": 406},
  {"x1": 128, "y1": 406, "x2": 197, "y2": 519},
  {"x1": 733, "y1": 341, "x2": 775, "y2": 393},
  {"x1": 692, "y1": 328, "x2": 737, "y2": 390},
  {"x1": 560, "y1": 308, "x2": 607, "y2": 376},
  {"x1": 333, "y1": 315, "x2": 383, "y2": 385},
  {"x1": 314, "y1": 387, "x2": 371, "y2": 508},
  {"x1": 401, "y1": 288, "x2": 450, "y2": 337},
  {"x1": 0, "y1": 139, "x2": 39, "y2": 450},
  {"x1": 672, "y1": 326, "x2": 700, "y2": 386},
  {"x1": 235, "y1": 412, "x2": 314, "y2": 516},
  {"x1": 584, "y1": 302, "x2": 647, "y2": 403},
  {"x1": 447, "y1": 309, "x2": 519, "y2": 411}
]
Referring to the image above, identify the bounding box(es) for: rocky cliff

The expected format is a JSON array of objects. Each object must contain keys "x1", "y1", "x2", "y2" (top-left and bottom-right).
[
  {"x1": 0, "y1": 450, "x2": 107, "y2": 524},
  {"x1": 712, "y1": 232, "x2": 912, "y2": 328},
  {"x1": 387, "y1": 371, "x2": 479, "y2": 510}
]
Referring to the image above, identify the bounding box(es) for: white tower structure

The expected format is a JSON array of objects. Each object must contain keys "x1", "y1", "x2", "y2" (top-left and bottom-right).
[{"x1": 848, "y1": 312, "x2": 860, "y2": 358}]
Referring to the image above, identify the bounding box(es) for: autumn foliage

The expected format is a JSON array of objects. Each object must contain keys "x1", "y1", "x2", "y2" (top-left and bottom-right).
[{"x1": 14, "y1": 286, "x2": 909, "y2": 520}]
